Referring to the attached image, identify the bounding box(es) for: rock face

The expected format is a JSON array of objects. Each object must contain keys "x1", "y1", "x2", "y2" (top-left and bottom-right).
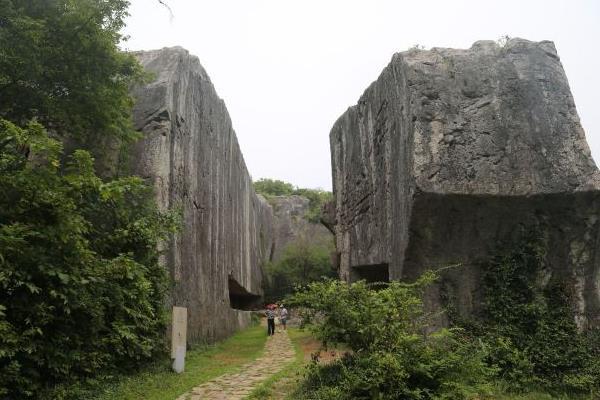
[
  {"x1": 269, "y1": 195, "x2": 333, "y2": 262},
  {"x1": 130, "y1": 47, "x2": 273, "y2": 343},
  {"x1": 330, "y1": 38, "x2": 600, "y2": 329}
]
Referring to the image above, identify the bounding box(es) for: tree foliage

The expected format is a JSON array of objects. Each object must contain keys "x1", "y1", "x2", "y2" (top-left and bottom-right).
[
  {"x1": 0, "y1": 120, "x2": 179, "y2": 398},
  {"x1": 254, "y1": 178, "x2": 296, "y2": 196},
  {"x1": 254, "y1": 178, "x2": 333, "y2": 223},
  {"x1": 0, "y1": 0, "x2": 143, "y2": 142},
  {"x1": 0, "y1": 1, "x2": 181, "y2": 397},
  {"x1": 263, "y1": 235, "x2": 336, "y2": 303}
]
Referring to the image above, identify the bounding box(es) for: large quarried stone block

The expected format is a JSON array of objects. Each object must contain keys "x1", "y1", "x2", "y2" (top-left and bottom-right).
[
  {"x1": 269, "y1": 195, "x2": 333, "y2": 262},
  {"x1": 130, "y1": 47, "x2": 274, "y2": 343},
  {"x1": 330, "y1": 38, "x2": 600, "y2": 329}
]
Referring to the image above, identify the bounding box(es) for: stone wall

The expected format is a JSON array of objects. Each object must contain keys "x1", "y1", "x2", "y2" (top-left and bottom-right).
[
  {"x1": 330, "y1": 38, "x2": 600, "y2": 329},
  {"x1": 130, "y1": 47, "x2": 273, "y2": 343}
]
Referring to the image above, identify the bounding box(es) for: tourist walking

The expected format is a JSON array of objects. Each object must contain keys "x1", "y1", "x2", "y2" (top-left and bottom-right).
[
  {"x1": 266, "y1": 304, "x2": 276, "y2": 336},
  {"x1": 279, "y1": 304, "x2": 288, "y2": 330}
]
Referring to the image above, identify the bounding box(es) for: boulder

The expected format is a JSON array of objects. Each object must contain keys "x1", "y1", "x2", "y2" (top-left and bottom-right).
[{"x1": 329, "y1": 38, "x2": 600, "y2": 329}]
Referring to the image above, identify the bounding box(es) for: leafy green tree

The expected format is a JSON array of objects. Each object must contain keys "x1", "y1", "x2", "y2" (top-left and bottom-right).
[
  {"x1": 264, "y1": 235, "x2": 336, "y2": 302},
  {"x1": 0, "y1": 120, "x2": 179, "y2": 398},
  {"x1": 0, "y1": 1, "x2": 182, "y2": 398},
  {"x1": 254, "y1": 178, "x2": 296, "y2": 196},
  {"x1": 0, "y1": 0, "x2": 143, "y2": 143},
  {"x1": 254, "y1": 178, "x2": 333, "y2": 223}
]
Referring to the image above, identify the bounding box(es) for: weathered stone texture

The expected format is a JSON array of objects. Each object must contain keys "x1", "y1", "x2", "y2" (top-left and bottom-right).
[
  {"x1": 330, "y1": 38, "x2": 600, "y2": 329},
  {"x1": 269, "y1": 195, "x2": 333, "y2": 262},
  {"x1": 130, "y1": 47, "x2": 273, "y2": 343}
]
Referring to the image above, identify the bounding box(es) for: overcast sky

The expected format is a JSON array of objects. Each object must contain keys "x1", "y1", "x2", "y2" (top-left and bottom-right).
[{"x1": 123, "y1": 0, "x2": 599, "y2": 190}]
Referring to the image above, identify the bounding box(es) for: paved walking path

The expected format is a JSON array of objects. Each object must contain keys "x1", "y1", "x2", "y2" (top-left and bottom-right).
[{"x1": 176, "y1": 330, "x2": 295, "y2": 400}]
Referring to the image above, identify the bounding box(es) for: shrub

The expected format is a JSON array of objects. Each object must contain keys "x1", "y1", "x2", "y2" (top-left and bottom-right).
[
  {"x1": 287, "y1": 275, "x2": 494, "y2": 399},
  {"x1": 263, "y1": 236, "x2": 336, "y2": 303},
  {"x1": 0, "y1": 120, "x2": 179, "y2": 398}
]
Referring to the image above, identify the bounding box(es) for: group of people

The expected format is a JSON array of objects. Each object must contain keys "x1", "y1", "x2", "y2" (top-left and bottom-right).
[{"x1": 265, "y1": 303, "x2": 288, "y2": 336}]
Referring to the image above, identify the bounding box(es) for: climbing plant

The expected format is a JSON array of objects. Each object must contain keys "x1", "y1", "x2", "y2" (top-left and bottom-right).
[{"x1": 472, "y1": 229, "x2": 600, "y2": 394}]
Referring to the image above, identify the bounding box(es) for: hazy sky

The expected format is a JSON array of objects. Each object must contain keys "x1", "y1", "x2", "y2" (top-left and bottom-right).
[{"x1": 123, "y1": 0, "x2": 599, "y2": 190}]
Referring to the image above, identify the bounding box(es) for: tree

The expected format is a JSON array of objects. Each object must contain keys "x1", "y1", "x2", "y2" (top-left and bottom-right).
[
  {"x1": 254, "y1": 178, "x2": 296, "y2": 196},
  {"x1": 0, "y1": 0, "x2": 143, "y2": 144},
  {"x1": 0, "y1": 1, "x2": 180, "y2": 397},
  {"x1": 264, "y1": 234, "x2": 336, "y2": 302},
  {"x1": 254, "y1": 178, "x2": 333, "y2": 223},
  {"x1": 0, "y1": 120, "x2": 179, "y2": 398}
]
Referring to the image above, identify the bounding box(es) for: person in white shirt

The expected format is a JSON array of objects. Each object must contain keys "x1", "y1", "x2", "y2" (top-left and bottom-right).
[{"x1": 279, "y1": 305, "x2": 288, "y2": 330}]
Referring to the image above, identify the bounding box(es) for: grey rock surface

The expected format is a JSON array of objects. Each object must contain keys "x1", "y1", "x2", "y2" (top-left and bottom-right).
[
  {"x1": 330, "y1": 38, "x2": 600, "y2": 329},
  {"x1": 269, "y1": 195, "x2": 333, "y2": 262},
  {"x1": 130, "y1": 47, "x2": 274, "y2": 343}
]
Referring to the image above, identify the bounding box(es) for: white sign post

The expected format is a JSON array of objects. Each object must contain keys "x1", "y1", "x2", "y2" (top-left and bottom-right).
[{"x1": 171, "y1": 306, "x2": 187, "y2": 373}]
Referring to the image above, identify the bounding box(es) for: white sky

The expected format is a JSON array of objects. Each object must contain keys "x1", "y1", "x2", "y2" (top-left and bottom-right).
[{"x1": 123, "y1": 0, "x2": 600, "y2": 190}]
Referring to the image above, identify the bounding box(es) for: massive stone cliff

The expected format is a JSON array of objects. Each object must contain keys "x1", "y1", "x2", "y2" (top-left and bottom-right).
[
  {"x1": 269, "y1": 195, "x2": 333, "y2": 262},
  {"x1": 129, "y1": 47, "x2": 273, "y2": 343},
  {"x1": 330, "y1": 38, "x2": 600, "y2": 329}
]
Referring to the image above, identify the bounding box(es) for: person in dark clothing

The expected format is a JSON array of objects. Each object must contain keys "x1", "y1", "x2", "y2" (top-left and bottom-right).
[{"x1": 266, "y1": 305, "x2": 276, "y2": 336}]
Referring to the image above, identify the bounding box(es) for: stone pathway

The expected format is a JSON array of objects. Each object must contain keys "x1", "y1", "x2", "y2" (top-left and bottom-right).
[{"x1": 176, "y1": 330, "x2": 295, "y2": 400}]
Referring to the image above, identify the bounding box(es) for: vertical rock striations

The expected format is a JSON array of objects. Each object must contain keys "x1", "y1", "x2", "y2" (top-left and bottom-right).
[
  {"x1": 330, "y1": 38, "x2": 600, "y2": 329},
  {"x1": 130, "y1": 47, "x2": 273, "y2": 343},
  {"x1": 269, "y1": 195, "x2": 333, "y2": 262}
]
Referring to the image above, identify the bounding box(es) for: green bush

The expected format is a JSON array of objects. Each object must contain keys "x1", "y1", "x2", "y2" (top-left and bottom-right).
[
  {"x1": 287, "y1": 276, "x2": 494, "y2": 399},
  {"x1": 0, "y1": 120, "x2": 179, "y2": 398},
  {"x1": 263, "y1": 237, "x2": 336, "y2": 303},
  {"x1": 292, "y1": 187, "x2": 333, "y2": 223}
]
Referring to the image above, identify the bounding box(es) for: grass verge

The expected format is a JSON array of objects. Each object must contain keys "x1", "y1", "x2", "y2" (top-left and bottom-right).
[{"x1": 91, "y1": 324, "x2": 267, "y2": 400}]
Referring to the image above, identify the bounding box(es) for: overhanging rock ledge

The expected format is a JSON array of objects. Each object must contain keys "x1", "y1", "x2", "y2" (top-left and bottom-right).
[{"x1": 329, "y1": 38, "x2": 600, "y2": 329}]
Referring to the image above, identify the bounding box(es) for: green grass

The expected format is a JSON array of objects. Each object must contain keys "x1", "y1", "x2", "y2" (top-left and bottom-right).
[
  {"x1": 91, "y1": 325, "x2": 267, "y2": 400},
  {"x1": 489, "y1": 384, "x2": 595, "y2": 400},
  {"x1": 247, "y1": 328, "x2": 315, "y2": 400}
]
